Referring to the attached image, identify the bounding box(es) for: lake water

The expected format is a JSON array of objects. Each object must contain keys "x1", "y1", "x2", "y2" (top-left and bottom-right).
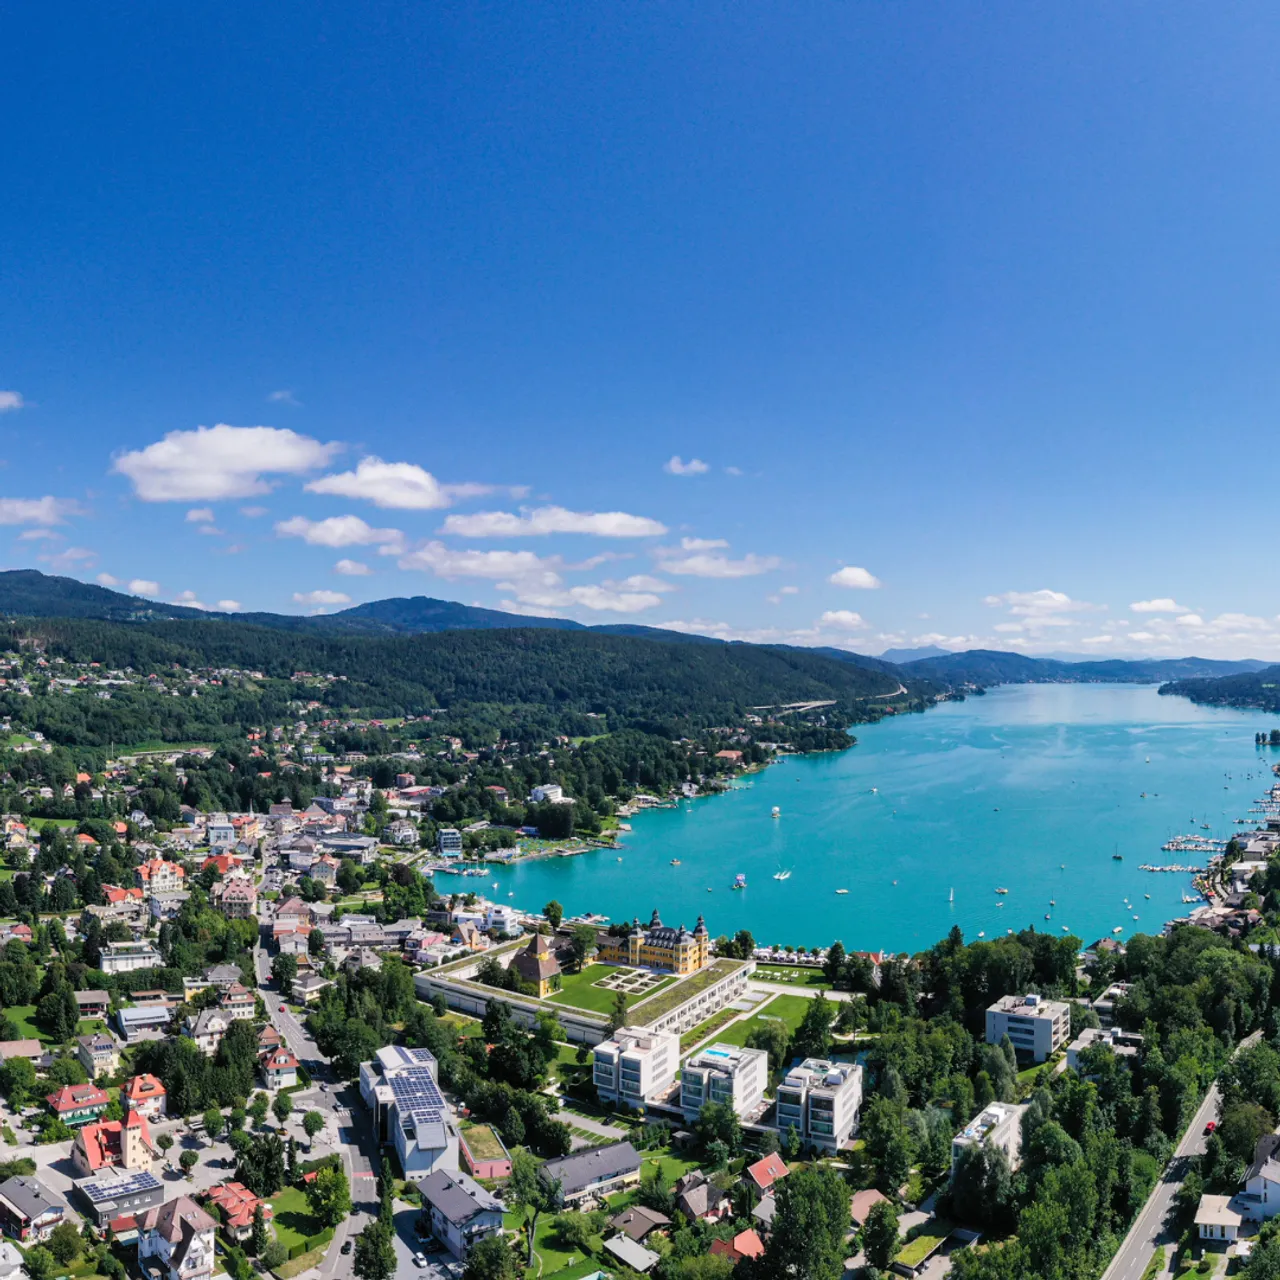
[{"x1": 481, "y1": 684, "x2": 1278, "y2": 955}]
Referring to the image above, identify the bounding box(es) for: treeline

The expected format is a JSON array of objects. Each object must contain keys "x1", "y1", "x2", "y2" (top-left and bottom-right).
[{"x1": 1160, "y1": 666, "x2": 1280, "y2": 715}]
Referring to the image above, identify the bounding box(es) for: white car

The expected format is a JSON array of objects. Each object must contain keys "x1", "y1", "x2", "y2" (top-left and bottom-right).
[{"x1": 412, "y1": 1253, "x2": 428, "y2": 1268}]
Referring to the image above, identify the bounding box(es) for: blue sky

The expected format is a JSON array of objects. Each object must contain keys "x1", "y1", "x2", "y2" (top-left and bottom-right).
[{"x1": 4, "y1": 3, "x2": 1280, "y2": 657}]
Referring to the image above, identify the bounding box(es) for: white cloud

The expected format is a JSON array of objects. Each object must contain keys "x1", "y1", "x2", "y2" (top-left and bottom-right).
[
  {"x1": 984, "y1": 589, "x2": 1098, "y2": 618},
  {"x1": 217, "y1": 600, "x2": 242, "y2": 612},
  {"x1": 275, "y1": 515, "x2": 404, "y2": 549},
  {"x1": 604, "y1": 574, "x2": 675, "y2": 593},
  {"x1": 441, "y1": 505, "x2": 667, "y2": 538},
  {"x1": 196, "y1": 525, "x2": 223, "y2": 536},
  {"x1": 396, "y1": 541, "x2": 562, "y2": 585},
  {"x1": 96, "y1": 573, "x2": 120, "y2": 587},
  {"x1": 171, "y1": 590, "x2": 212, "y2": 610},
  {"x1": 114, "y1": 424, "x2": 340, "y2": 501},
  {"x1": 305, "y1": 456, "x2": 505, "y2": 510},
  {"x1": 654, "y1": 547, "x2": 782, "y2": 578},
  {"x1": 1176, "y1": 613, "x2": 1204, "y2": 626},
  {"x1": 0, "y1": 497, "x2": 80, "y2": 526},
  {"x1": 294, "y1": 590, "x2": 352, "y2": 606},
  {"x1": 334, "y1": 559, "x2": 372, "y2": 576},
  {"x1": 240, "y1": 506, "x2": 269, "y2": 518},
  {"x1": 18, "y1": 529, "x2": 59, "y2": 541},
  {"x1": 724, "y1": 466, "x2": 744, "y2": 477},
  {"x1": 1130, "y1": 598, "x2": 1187, "y2": 613},
  {"x1": 267, "y1": 390, "x2": 299, "y2": 406},
  {"x1": 830, "y1": 565, "x2": 882, "y2": 590},
  {"x1": 680, "y1": 537, "x2": 729, "y2": 551},
  {"x1": 42, "y1": 546, "x2": 96, "y2": 571},
  {"x1": 0, "y1": 392, "x2": 25, "y2": 413},
  {"x1": 129, "y1": 579, "x2": 161, "y2": 597},
  {"x1": 501, "y1": 585, "x2": 663, "y2": 615},
  {"x1": 819, "y1": 610, "x2": 867, "y2": 630},
  {"x1": 664, "y1": 456, "x2": 709, "y2": 476},
  {"x1": 779, "y1": 585, "x2": 799, "y2": 595},
  {"x1": 186, "y1": 508, "x2": 215, "y2": 524}
]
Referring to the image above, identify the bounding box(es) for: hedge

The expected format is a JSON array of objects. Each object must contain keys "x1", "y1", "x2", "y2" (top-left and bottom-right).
[{"x1": 288, "y1": 1228, "x2": 334, "y2": 1260}]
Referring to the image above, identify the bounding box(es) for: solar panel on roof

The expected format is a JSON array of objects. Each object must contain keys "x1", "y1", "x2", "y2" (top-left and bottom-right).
[
  {"x1": 80, "y1": 1170, "x2": 163, "y2": 1204},
  {"x1": 388, "y1": 1068, "x2": 445, "y2": 1127}
]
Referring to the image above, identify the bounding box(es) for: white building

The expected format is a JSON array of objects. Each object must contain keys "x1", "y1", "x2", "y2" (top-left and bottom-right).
[
  {"x1": 101, "y1": 941, "x2": 163, "y2": 975},
  {"x1": 592, "y1": 1028, "x2": 679, "y2": 1109},
  {"x1": 1231, "y1": 861, "x2": 1269, "y2": 893},
  {"x1": 774, "y1": 1058, "x2": 863, "y2": 1152},
  {"x1": 951, "y1": 1102, "x2": 1025, "y2": 1176},
  {"x1": 1066, "y1": 1026, "x2": 1143, "y2": 1072},
  {"x1": 437, "y1": 829, "x2": 464, "y2": 857},
  {"x1": 486, "y1": 904, "x2": 522, "y2": 936},
  {"x1": 1195, "y1": 1195, "x2": 1244, "y2": 1242},
  {"x1": 985, "y1": 994, "x2": 1069, "y2": 1063},
  {"x1": 1239, "y1": 1134, "x2": 1280, "y2": 1221},
  {"x1": 417, "y1": 1169, "x2": 504, "y2": 1259},
  {"x1": 359, "y1": 1045, "x2": 459, "y2": 1179},
  {"x1": 206, "y1": 815, "x2": 235, "y2": 850},
  {"x1": 529, "y1": 784, "x2": 564, "y2": 804},
  {"x1": 680, "y1": 1044, "x2": 768, "y2": 1122},
  {"x1": 137, "y1": 1196, "x2": 218, "y2": 1280}
]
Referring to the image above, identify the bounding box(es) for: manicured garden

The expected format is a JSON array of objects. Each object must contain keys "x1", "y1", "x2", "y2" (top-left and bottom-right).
[
  {"x1": 626, "y1": 958, "x2": 745, "y2": 1023},
  {"x1": 754, "y1": 962, "x2": 828, "y2": 987},
  {"x1": 546, "y1": 964, "x2": 674, "y2": 1015},
  {"x1": 4, "y1": 1004, "x2": 106, "y2": 1044},
  {"x1": 267, "y1": 1185, "x2": 326, "y2": 1253},
  {"x1": 711, "y1": 994, "x2": 813, "y2": 1047}
]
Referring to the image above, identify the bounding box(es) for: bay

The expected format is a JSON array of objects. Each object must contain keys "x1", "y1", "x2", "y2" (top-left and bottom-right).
[{"x1": 481, "y1": 684, "x2": 1277, "y2": 954}]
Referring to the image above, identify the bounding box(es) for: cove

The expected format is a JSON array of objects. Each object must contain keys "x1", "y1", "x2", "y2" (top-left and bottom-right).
[{"x1": 484, "y1": 684, "x2": 1275, "y2": 955}]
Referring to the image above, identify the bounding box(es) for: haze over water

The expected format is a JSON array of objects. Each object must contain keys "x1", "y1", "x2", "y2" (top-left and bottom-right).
[{"x1": 488, "y1": 685, "x2": 1277, "y2": 955}]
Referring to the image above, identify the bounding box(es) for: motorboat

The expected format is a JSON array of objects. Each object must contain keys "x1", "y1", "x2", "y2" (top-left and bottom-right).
[
  {"x1": 835, "y1": 888, "x2": 848, "y2": 895},
  {"x1": 731, "y1": 874, "x2": 747, "y2": 890},
  {"x1": 995, "y1": 887, "x2": 1009, "y2": 894},
  {"x1": 773, "y1": 870, "x2": 792, "y2": 881}
]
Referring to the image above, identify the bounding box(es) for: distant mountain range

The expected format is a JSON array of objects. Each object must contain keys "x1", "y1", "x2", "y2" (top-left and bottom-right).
[{"x1": 0, "y1": 569, "x2": 1267, "y2": 690}]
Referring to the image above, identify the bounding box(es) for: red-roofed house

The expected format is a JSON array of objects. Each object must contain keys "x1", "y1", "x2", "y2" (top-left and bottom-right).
[
  {"x1": 113, "y1": 821, "x2": 128, "y2": 836},
  {"x1": 46, "y1": 1083, "x2": 109, "y2": 1127},
  {"x1": 103, "y1": 885, "x2": 145, "y2": 907},
  {"x1": 203, "y1": 1182, "x2": 274, "y2": 1241},
  {"x1": 76, "y1": 833, "x2": 99, "y2": 849},
  {"x1": 201, "y1": 853, "x2": 244, "y2": 877},
  {"x1": 71, "y1": 1110, "x2": 157, "y2": 1175},
  {"x1": 124, "y1": 1074, "x2": 167, "y2": 1121},
  {"x1": 710, "y1": 1229, "x2": 766, "y2": 1263},
  {"x1": 259, "y1": 1046, "x2": 299, "y2": 1090},
  {"x1": 745, "y1": 1152, "x2": 790, "y2": 1194},
  {"x1": 134, "y1": 859, "x2": 185, "y2": 894}
]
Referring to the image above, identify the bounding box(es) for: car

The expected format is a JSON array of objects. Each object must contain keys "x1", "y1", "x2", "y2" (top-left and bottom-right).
[
  {"x1": 1205, "y1": 1120, "x2": 1217, "y2": 1134},
  {"x1": 340, "y1": 1242, "x2": 352, "y2": 1256},
  {"x1": 279, "y1": 1004, "x2": 286, "y2": 1011},
  {"x1": 413, "y1": 1253, "x2": 428, "y2": 1268},
  {"x1": 320, "y1": 1083, "x2": 328, "y2": 1092}
]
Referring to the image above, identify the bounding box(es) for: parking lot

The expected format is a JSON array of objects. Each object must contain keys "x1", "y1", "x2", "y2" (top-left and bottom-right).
[{"x1": 389, "y1": 1205, "x2": 464, "y2": 1280}]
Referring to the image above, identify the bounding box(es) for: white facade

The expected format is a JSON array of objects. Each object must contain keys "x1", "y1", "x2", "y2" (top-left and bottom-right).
[
  {"x1": 101, "y1": 941, "x2": 163, "y2": 975},
  {"x1": 529, "y1": 784, "x2": 564, "y2": 804},
  {"x1": 138, "y1": 1197, "x2": 217, "y2": 1280},
  {"x1": 1196, "y1": 1195, "x2": 1243, "y2": 1241},
  {"x1": 206, "y1": 815, "x2": 235, "y2": 850},
  {"x1": 593, "y1": 1028, "x2": 679, "y2": 1109},
  {"x1": 985, "y1": 994, "x2": 1069, "y2": 1063},
  {"x1": 359, "y1": 1045, "x2": 459, "y2": 1180},
  {"x1": 1066, "y1": 1026, "x2": 1143, "y2": 1071},
  {"x1": 437, "y1": 828, "x2": 464, "y2": 857},
  {"x1": 486, "y1": 904, "x2": 522, "y2": 935},
  {"x1": 774, "y1": 1058, "x2": 863, "y2": 1152},
  {"x1": 951, "y1": 1102, "x2": 1024, "y2": 1176},
  {"x1": 680, "y1": 1043, "x2": 768, "y2": 1122}
]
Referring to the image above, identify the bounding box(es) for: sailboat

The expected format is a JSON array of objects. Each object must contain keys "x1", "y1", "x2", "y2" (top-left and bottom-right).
[
  {"x1": 948, "y1": 888, "x2": 954, "y2": 903},
  {"x1": 773, "y1": 868, "x2": 792, "y2": 881}
]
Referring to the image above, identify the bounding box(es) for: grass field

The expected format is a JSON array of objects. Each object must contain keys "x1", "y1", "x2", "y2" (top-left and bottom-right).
[
  {"x1": 628, "y1": 959, "x2": 745, "y2": 1023},
  {"x1": 679, "y1": 1006, "x2": 743, "y2": 1053},
  {"x1": 268, "y1": 1185, "x2": 326, "y2": 1251},
  {"x1": 710, "y1": 994, "x2": 812, "y2": 1048},
  {"x1": 545, "y1": 964, "x2": 674, "y2": 1015},
  {"x1": 754, "y1": 963, "x2": 828, "y2": 987},
  {"x1": 4, "y1": 1005, "x2": 106, "y2": 1045}
]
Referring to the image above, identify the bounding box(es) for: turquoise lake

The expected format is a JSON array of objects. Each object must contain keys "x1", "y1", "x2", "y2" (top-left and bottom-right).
[{"x1": 483, "y1": 684, "x2": 1278, "y2": 955}]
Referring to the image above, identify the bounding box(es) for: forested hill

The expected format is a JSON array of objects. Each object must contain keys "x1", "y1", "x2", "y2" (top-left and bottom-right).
[
  {"x1": 1160, "y1": 665, "x2": 1280, "y2": 713},
  {"x1": 903, "y1": 649, "x2": 1270, "y2": 686},
  {"x1": 0, "y1": 616, "x2": 935, "y2": 747}
]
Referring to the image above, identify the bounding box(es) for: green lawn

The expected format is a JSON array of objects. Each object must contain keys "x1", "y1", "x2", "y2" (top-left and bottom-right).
[
  {"x1": 628, "y1": 959, "x2": 747, "y2": 1023},
  {"x1": 898, "y1": 1221, "x2": 954, "y2": 1269},
  {"x1": 268, "y1": 1185, "x2": 326, "y2": 1251},
  {"x1": 545, "y1": 964, "x2": 675, "y2": 1015},
  {"x1": 754, "y1": 963, "x2": 828, "y2": 987},
  {"x1": 504, "y1": 1210, "x2": 601, "y2": 1276},
  {"x1": 460, "y1": 1122, "x2": 507, "y2": 1162},
  {"x1": 679, "y1": 1006, "x2": 743, "y2": 1053},
  {"x1": 710, "y1": 994, "x2": 813, "y2": 1048}
]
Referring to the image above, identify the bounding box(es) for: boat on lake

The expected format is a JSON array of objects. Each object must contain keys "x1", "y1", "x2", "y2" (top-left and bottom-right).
[
  {"x1": 670, "y1": 859, "x2": 681, "y2": 866},
  {"x1": 995, "y1": 887, "x2": 1009, "y2": 894},
  {"x1": 771, "y1": 806, "x2": 781, "y2": 818},
  {"x1": 773, "y1": 869, "x2": 792, "y2": 881},
  {"x1": 835, "y1": 888, "x2": 848, "y2": 894},
  {"x1": 731, "y1": 873, "x2": 747, "y2": 890}
]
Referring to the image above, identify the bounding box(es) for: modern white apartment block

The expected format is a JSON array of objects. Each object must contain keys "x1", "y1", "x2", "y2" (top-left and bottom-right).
[
  {"x1": 592, "y1": 1028, "x2": 679, "y2": 1109},
  {"x1": 985, "y1": 993, "x2": 1069, "y2": 1063},
  {"x1": 951, "y1": 1101, "x2": 1025, "y2": 1177},
  {"x1": 359, "y1": 1045, "x2": 459, "y2": 1179},
  {"x1": 680, "y1": 1044, "x2": 768, "y2": 1122},
  {"x1": 774, "y1": 1058, "x2": 863, "y2": 1153},
  {"x1": 437, "y1": 829, "x2": 464, "y2": 857},
  {"x1": 100, "y1": 941, "x2": 163, "y2": 975}
]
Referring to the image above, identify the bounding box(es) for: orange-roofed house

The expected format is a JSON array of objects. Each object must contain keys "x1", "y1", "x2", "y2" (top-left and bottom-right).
[
  {"x1": 76, "y1": 833, "x2": 99, "y2": 849},
  {"x1": 710, "y1": 1229, "x2": 766, "y2": 1263},
  {"x1": 76, "y1": 772, "x2": 92, "y2": 784},
  {"x1": 745, "y1": 1152, "x2": 790, "y2": 1194},
  {"x1": 113, "y1": 822, "x2": 128, "y2": 836},
  {"x1": 134, "y1": 858, "x2": 185, "y2": 894},
  {"x1": 201, "y1": 853, "x2": 243, "y2": 877},
  {"x1": 203, "y1": 1182, "x2": 274, "y2": 1242},
  {"x1": 46, "y1": 1082, "x2": 109, "y2": 1127},
  {"x1": 259, "y1": 1046, "x2": 299, "y2": 1090},
  {"x1": 124, "y1": 1074, "x2": 167, "y2": 1121},
  {"x1": 71, "y1": 1110, "x2": 157, "y2": 1176},
  {"x1": 103, "y1": 885, "x2": 145, "y2": 906}
]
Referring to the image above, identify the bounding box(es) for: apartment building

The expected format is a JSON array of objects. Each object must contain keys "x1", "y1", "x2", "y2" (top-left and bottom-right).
[
  {"x1": 101, "y1": 941, "x2": 163, "y2": 975},
  {"x1": 951, "y1": 1101, "x2": 1026, "y2": 1176},
  {"x1": 592, "y1": 1028, "x2": 679, "y2": 1109},
  {"x1": 134, "y1": 859, "x2": 185, "y2": 895},
  {"x1": 985, "y1": 993, "x2": 1070, "y2": 1063},
  {"x1": 680, "y1": 1044, "x2": 768, "y2": 1122},
  {"x1": 774, "y1": 1059, "x2": 863, "y2": 1153},
  {"x1": 359, "y1": 1045, "x2": 459, "y2": 1179}
]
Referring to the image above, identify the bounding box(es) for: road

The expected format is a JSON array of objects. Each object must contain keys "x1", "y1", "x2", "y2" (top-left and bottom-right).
[{"x1": 1102, "y1": 1031, "x2": 1261, "y2": 1280}]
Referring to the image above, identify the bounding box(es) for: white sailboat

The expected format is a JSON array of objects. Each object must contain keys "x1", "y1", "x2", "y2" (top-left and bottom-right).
[{"x1": 949, "y1": 888, "x2": 954, "y2": 903}]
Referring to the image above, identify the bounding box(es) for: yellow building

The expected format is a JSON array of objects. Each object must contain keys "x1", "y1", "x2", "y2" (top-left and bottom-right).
[
  {"x1": 600, "y1": 910, "x2": 710, "y2": 975},
  {"x1": 513, "y1": 933, "x2": 563, "y2": 998}
]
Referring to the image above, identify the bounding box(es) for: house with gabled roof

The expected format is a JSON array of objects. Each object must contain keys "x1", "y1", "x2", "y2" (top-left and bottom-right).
[{"x1": 137, "y1": 1196, "x2": 217, "y2": 1280}]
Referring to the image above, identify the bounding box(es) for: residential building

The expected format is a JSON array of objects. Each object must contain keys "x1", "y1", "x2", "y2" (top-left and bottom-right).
[
  {"x1": 137, "y1": 1196, "x2": 218, "y2": 1280},
  {"x1": 124, "y1": 1075, "x2": 167, "y2": 1121},
  {"x1": 774, "y1": 1059, "x2": 863, "y2": 1152},
  {"x1": 1195, "y1": 1195, "x2": 1244, "y2": 1242},
  {"x1": 952, "y1": 1102, "x2": 1026, "y2": 1176},
  {"x1": 0, "y1": 1176, "x2": 63, "y2": 1242},
  {"x1": 598, "y1": 910, "x2": 711, "y2": 975},
  {"x1": 385, "y1": 819, "x2": 418, "y2": 847},
  {"x1": 609, "y1": 1205, "x2": 670, "y2": 1244},
  {"x1": 850, "y1": 1188, "x2": 891, "y2": 1229},
  {"x1": 259, "y1": 1047, "x2": 299, "y2": 1090},
  {"x1": 681, "y1": 1043, "x2": 768, "y2": 1123},
  {"x1": 1240, "y1": 1134, "x2": 1280, "y2": 1221},
  {"x1": 72, "y1": 1110, "x2": 157, "y2": 1177},
  {"x1": 710, "y1": 1229, "x2": 766, "y2": 1263},
  {"x1": 673, "y1": 1170, "x2": 731, "y2": 1222},
  {"x1": 134, "y1": 859, "x2": 185, "y2": 894},
  {"x1": 0, "y1": 1240, "x2": 20, "y2": 1280},
  {"x1": 203, "y1": 1183, "x2": 273, "y2": 1242},
  {"x1": 592, "y1": 1028, "x2": 679, "y2": 1109},
  {"x1": 417, "y1": 1170, "x2": 504, "y2": 1259},
  {"x1": 359, "y1": 1045, "x2": 459, "y2": 1179},
  {"x1": 117, "y1": 1004, "x2": 172, "y2": 1043},
  {"x1": 77, "y1": 1032, "x2": 120, "y2": 1080},
  {"x1": 745, "y1": 1152, "x2": 789, "y2": 1195},
  {"x1": 75, "y1": 990, "x2": 110, "y2": 1019},
  {"x1": 309, "y1": 856, "x2": 339, "y2": 886},
  {"x1": 539, "y1": 1141, "x2": 642, "y2": 1204},
  {"x1": 183, "y1": 1009, "x2": 231, "y2": 1057},
  {"x1": 0, "y1": 1041, "x2": 41, "y2": 1064},
  {"x1": 292, "y1": 973, "x2": 331, "y2": 1004},
  {"x1": 486, "y1": 904, "x2": 521, "y2": 935},
  {"x1": 529, "y1": 784, "x2": 564, "y2": 803},
  {"x1": 149, "y1": 892, "x2": 190, "y2": 922},
  {"x1": 206, "y1": 815, "x2": 235, "y2": 850},
  {"x1": 1066, "y1": 1026, "x2": 1144, "y2": 1071},
  {"x1": 217, "y1": 876, "x2": 257, "y2": 919},
  {"x1": 512, "y1": 934, "x2": 562, "y2": 998},
  {"x1": 219, "y1": 983, "x2": 256, "y2": 1022},
  {"x1": 437, "y1": 828, "x2": 464, "y2": 857},
  {"x1": 46, "y1": 1082, "x2": 110, "y2": 1127},
  {"x1": 1091, "y1": 982, "x2": 1132, "y2": 1028},
  {"x1": 344, "y1": 947, "x2": 383, "y2": 976},
  {"x1": 101, "y1": 941, "x2": 163, "y2": 975},
  {"x1": 182, "y1": 964, "x2": 243, "y2": 1000},
  {"x1": 273, "y1": 897, "x2": 311, "y2": 929},
  {"x1": 985, "y1": 994, "x2": 1070, "y2": 1063},
  {"x1": 604, "y1": 1237, "x2": 660, "y2": 1273}
]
